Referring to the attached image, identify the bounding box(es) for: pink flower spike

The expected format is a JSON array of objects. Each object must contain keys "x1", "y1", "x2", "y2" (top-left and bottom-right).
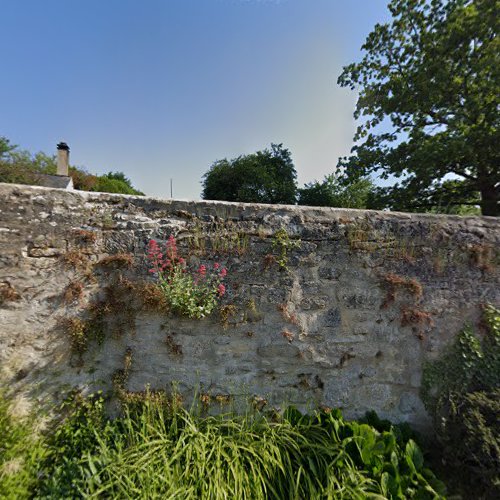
[
  {"x1": 217, "y1": 283, "x2": 226, "y2": 296},
  {"x1": 198, "y1": 264, "x2": 207, "y2": 276},
  {"x1": 214, "y1": 262, "x2": 220, "y2": 270},
  {"x1": 220, "y1": 268, "x2": 227, "y2": 278}
]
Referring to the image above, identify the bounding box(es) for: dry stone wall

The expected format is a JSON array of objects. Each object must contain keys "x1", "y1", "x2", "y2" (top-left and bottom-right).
[{"x1": 1, "y1": 183, "x2": 499, "y2": 429}]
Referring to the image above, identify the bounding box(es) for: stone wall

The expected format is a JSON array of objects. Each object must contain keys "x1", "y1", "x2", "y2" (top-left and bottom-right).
[{"x1": 1, "y1": 183, "x2": 499, "y2": 429}]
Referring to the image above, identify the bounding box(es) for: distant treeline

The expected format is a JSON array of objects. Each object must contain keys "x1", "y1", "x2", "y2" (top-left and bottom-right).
[{"x1": 0, "y1": 136, "x2": 144, "y2": 196}]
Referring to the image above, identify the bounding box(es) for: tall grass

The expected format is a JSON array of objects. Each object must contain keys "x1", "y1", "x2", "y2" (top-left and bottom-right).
[
  {"x1": 79, "y1": 403, "x2": 382, "y2": 499},
  {"x1": 0, "y1": 392, "x2": 46, "y2": 500},
  {"x1": 1, "y1": 391, "x2": 446, "y2": 499}
]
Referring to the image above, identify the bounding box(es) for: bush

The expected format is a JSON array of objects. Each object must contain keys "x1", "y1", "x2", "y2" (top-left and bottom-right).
[
  {"x1": 422, "y1": 304, "x2": 500, "y2": 497},
  {"x1": 445, "y1": 389, "x2": 500, "y2": 496}
]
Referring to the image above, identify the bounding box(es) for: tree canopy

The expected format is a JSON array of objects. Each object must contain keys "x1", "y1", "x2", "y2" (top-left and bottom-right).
[
  {"x1": 298, "y1": 175, "x2": 376, "y2": 209},
  {"x1": 337, "y1": 0, "x2": 499, "y2": 216},
  {"x1": 201, "y1": 144, "x2": 297, "y2": 204}
]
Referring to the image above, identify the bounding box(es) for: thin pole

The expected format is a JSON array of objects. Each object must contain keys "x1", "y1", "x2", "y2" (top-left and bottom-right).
[{"x1": 170, "y1": 178, "x2": 173, "y2": 199}]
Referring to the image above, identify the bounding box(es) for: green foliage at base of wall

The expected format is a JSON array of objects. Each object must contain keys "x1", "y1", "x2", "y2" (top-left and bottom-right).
[
  {"x1": 442, "y1": 388, "x2": 500, "y2": 496},
  {"x1": 421, "y1": 305, "x2": 500, "y2": 414},
  {"x1": 0, "y1": 392, "x2": 46, "y2": 500},
  {"x1": 1, "y1": 391, "x2": 446, "y2": 499},
  {"x1": 421, "y1": 304, "x2": 500, "y2": 496}
]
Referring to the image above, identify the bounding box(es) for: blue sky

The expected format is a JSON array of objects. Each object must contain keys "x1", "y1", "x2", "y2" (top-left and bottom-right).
[{"x1": 1, "y1": 0, "x2": 390, "y2": 199}]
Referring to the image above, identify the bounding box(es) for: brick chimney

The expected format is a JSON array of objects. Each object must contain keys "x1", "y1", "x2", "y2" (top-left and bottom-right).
[{"x1": 56, "y1": 142, "x2": 70, "y2": 176}]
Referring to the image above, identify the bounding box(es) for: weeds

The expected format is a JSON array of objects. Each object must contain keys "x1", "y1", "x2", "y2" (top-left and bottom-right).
[
  {"x1": 62, "y1": 281, "x2": 84, "y2": 304},
  {"x1": 96, "y1": 253, "x2": 134, "y2": 270},
  {"x1": 60, "y1": 249, "x2": 89, "y2": 271},
  {"x1": 71, "y1": 229, "x2": 97, "y2": 245},
  {"x1": 278, "y1": 302, "x2": 299, "y2": 325},
  {"x1": 263, "y1": 253, "x2": 276, "y2": 269},
  {"x1": 401, "y1": 307, "x2": 434, "y2": 340},
  {"x1": 244, "y1": 298, "x2": 263, "y2": 323},
  {"x1": 381, "y1": 273, "x2": 423, "y2": 309},
  {"x1": 469, "y1": 244, "x2": 496, "y2": 272},
  {"x1": 346, "y1": 222, "x2": 420, "y2": 264},
  {"x1": 210, "y1": 221, "x2": 249, "y2": 256},
  {"x1": 400, "y1": 307, "x2": 433, "y2": 328},
  {"x1": 62, "y1": 317, "x2": 88, "y2": 359},
  {"x1": 135, "y1": 281, "x2": 169, "y2": 312},
  {"x1": 346, "y1": 221, "x2": 379, "y2": 252},
  {"x1": 271, "y1": 228, "x2": 300, "y2": 271},
  {"x1": 219, "y1": 304, "x2": 238, "y2": 329},
  {"x1": 187, "y1": 221, "x2": 249, "y2": 256},
  {"x1": 0, "y1": 282, "x2": 20, "y2": 305},
  {"x1": 165, "y1": 335, "x2": 183, "y2": 356}
]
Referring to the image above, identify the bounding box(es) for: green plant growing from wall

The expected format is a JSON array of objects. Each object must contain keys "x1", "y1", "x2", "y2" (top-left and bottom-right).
[
  {"x1": 219, "y1": 304, "x2": 238, "y2": 329},
  {"x1": 147, "y1": 236, "x2": 228, "y2": 319},
  {"x1": 0, "y1": 282, "x2": 20, "y2": 305},
  {"x1": 271, "y1": 228, "x2": 300, "y2": 271},
  {"x1": 187, "y1": 221, "x2": 249, "y2": 256},
  {"x1": 421, "y1": 304, "x2": 500, "y2": 414},
  {"x1": 186, "y1": 222, "x2": 207, "y2": 256},
  {"x1": 63, "y1": 317, "x2": 89, "y2": 361},
  {"x1": 210, "y1": 221, "x2": 249, "y2": 256}
]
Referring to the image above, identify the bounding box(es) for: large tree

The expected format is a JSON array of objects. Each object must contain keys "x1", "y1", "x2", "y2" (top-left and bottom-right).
[
  {"x1": 201, "y1": 143, "x2": 297, "y2": 204},
  {"x1": 338, "y1": 0, "x2": 499, "y2": 216}
]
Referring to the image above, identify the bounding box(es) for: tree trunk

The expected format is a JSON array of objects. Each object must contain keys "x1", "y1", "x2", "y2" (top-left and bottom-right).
[{"x1": 480, "y1": 184, "x2": 499, "y2": 216}]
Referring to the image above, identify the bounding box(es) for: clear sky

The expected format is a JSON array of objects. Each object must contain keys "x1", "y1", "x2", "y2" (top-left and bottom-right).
[{"x1": 1, "y1": 0, "x2": 390, "y2": 199}]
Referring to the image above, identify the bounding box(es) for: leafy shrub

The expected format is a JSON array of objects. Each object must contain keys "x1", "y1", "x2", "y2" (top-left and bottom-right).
[
  {"x1": 422, "y1": 304, "x2": 500, "y2": 497},
  {"x1": 444, "y1": 389, "x2": 500, "y2": 496}
]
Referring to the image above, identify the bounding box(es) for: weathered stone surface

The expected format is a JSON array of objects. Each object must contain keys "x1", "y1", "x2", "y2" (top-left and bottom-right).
[{"x1": 0, "y1": 182, "x2": 499, "y2": 431}]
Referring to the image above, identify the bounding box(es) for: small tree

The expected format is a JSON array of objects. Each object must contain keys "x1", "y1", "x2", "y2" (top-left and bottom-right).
[
  {"x1": 338, "y1": 0, "x2": 499, "y2": 215},
  {"x1": 202, "y1": 144, "x2": 297, "y2": 204}
]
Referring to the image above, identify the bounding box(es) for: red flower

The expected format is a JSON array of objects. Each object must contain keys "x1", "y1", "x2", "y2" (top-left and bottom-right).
[
  {"x1": 217, "y1": 283, "x2": 226, "y2": 296},
  {"x1": 213, "y1": 262, "x2": 220, "y2": 270},
  {"x1": 198, "y1": 264, "x2": 207, "y2": 276},
  {"x1": 219, "y1": 267, "x2": 227, "y2": 278}
]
